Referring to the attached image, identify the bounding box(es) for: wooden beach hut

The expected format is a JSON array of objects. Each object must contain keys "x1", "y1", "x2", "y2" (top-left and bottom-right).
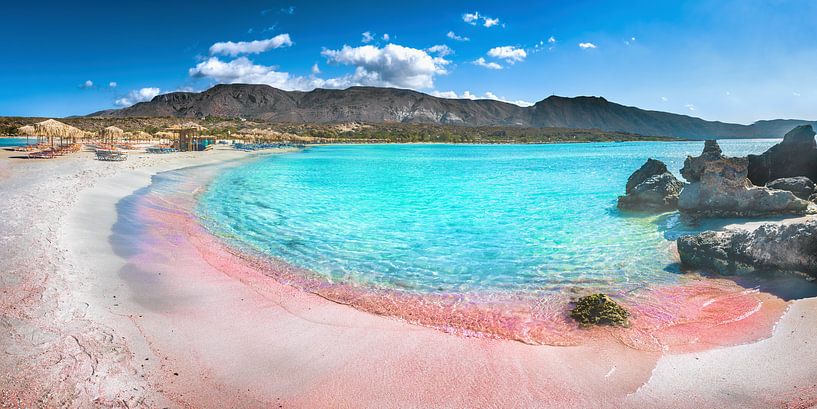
[{"x1": 167, "y1": 122, "x2": 212, "y2": 152}]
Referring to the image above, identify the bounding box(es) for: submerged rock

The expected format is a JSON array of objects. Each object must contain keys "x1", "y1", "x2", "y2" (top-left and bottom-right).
[
  {"x1": 766, "y1": 176, "x2": 816, "y2": 200},
  {"x1": 617, "y1": 159, "x2": 683, "y2": 211},
  {"x1": 678, "y1": 140, "x2": 812, "y2": 218},
  {"x1": 677, "y1": 219, "x2": 817, "y2": 277},
  {"x1": 569, "y1": 294, "x2": 629, "y2": 327},
  {"x1": 748, "y1": 125, "x2": 817, "y2": 186}
]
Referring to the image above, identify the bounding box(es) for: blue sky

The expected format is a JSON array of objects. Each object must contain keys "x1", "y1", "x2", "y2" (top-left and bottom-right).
[{"x1": 1, "y1": 0, "x2": 815, "y2": 123}]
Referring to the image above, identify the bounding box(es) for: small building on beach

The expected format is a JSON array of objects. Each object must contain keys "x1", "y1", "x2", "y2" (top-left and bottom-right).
[{"x1": 167, "y1": 122, "x2": 212, "y2": 151}]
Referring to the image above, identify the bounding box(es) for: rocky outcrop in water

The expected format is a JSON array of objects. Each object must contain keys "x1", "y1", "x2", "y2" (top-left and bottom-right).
[
  {"x1": 569, "y1": 294, "x2": 629, "y2": 327},
  {"x1": 748, "y1": 125, "x2": 817, "y2": 186},
  {"x1": 766, "y1": 176, "x2": 816, "y2": 200},
  {"x1": 677, "y1": 140, "x2": 812, "y2": 217},
  {"x1": 617, "y1": 159, "x2": 683, "y2": 211},
  {"x1": 677, "y1": 219, "x2": 817, "y2": 277}
]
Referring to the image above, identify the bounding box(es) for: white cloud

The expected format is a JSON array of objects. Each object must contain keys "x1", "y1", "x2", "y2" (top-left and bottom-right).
[
  {"x1": 209, "y1": 34, "x2": 293, "y2": 56},
  {"x1": 578, "y1": 42, "x2": 597, "y2": 49},
  {"x1": 115, "y1": 87, "x2": 161, "y2": 107},
  {"x1": 462, "y1": 11, "x2": 501, "y2": 28},
  {"x1": 427, "y1": 44, "x2": 453, "y2": 57},
  {"x1": 463, "y1": 12, "x2": 480, "y2": 25},
  {"x1": 660, "y1": 96, "x2": 668, "y2": 102},
  {"x1": 189, "y1": 57, "x2": 317, "y2": 90},
  {"x1": 685, "y1": 103, "x2": 696, "y2": 111},
  {"x1": 108, "y1": 81, "x2": 117, "y2": 88},
  {"x1": 361, "y1": 31, "x2": 374, "y2": 43},
  {"x1": 382, "y1": 33, "x2": 390, "y2": 41},
  {"x1": 548, "y1": 36, "x2": 557, "y2": 44},
  {"x1": 446, "y1": 31, "x2": 469, "y2": 42},
  {"x1": 473, "y1": 57, "x2": 502, "y2": 70},
  {"x1": 321, "y1": 43, "x2": 450, "y2": 89},
  {"x1": 281, "y1": 5, "x2": 295, "y2": 15},
  {"x1": 79, "y1": 80, "x2": 94, "y2": 89},
  {"x1": 483, "y1": 17, "x2": 500, "y2": 27},
  {"x1": 487, "y1": 46, "x2": 527, "y2": 63},
  {"x1": 311, "y1": 63, "x2": 321, "y2": 75},
  {"x1": 431, "y1": 90, "x2": 533, "y2": 106},
  {"x1": 793, "y1": 91, "x2": 802, "y2": 97},
  {"x1": 625, "y1": 37, "x2": 637, "y2": 46}
]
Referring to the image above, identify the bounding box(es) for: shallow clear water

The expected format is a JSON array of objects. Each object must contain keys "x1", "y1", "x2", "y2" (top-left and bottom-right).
[
  {"x1": 197, "y1": 140, "x2": 781, "y2": 295},
  {"x1": 0, "y1": 138, "x2": 35, "y2": 147}
]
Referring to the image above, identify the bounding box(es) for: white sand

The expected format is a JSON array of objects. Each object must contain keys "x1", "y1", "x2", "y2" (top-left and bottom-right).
[{"x1": 1, "y1": 146, "x2": 815, "y2": 407}]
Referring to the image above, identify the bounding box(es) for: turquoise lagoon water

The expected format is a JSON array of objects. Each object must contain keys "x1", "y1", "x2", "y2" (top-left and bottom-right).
[
  {"x1": 197, "y1": 140, "x2": 781, "y2": 296},
  {"x1": 0, "y1": 138, "x2": 36, "y2": 148}
]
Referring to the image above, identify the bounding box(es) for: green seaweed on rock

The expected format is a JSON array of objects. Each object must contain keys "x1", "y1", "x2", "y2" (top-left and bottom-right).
[{"x1": 570, "y1": 294, "x2": 630, "y2": 327}]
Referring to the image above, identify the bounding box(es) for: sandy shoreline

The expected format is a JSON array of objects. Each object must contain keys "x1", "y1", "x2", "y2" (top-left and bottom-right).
[{"x1": 1, "y1": 146, "x2": 816, "y2": 407}]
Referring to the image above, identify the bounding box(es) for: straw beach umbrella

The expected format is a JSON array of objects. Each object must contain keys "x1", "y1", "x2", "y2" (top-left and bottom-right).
[
  {"x1": 100, "y1": 126, "x2": 124, "y2": 144},
  {"x1": 17, "y1": 125, "x2": 36, "y2": 146},
  {"x1": 33, "y1": 119, "x2": 84, "y2": 146}
]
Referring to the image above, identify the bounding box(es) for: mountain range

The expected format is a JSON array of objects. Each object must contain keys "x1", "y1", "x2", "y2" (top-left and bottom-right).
[{"x1": 90, "y1": 84, "x2": 816, "y2": 139}]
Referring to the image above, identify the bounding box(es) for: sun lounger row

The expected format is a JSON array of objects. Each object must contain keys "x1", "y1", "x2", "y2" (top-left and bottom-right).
[
  {"x1": 27, "y1": 143, "x2": 82, "y2": 159},
  {"x1": 233, "y1": 143, "x2": 303, "y2": 151},
  {"x1": 95, "y1": 149, "x2": 128, "y2": 161},
  {"x1": 146, "y1": 147, "x2": 178, "y2": 154}
]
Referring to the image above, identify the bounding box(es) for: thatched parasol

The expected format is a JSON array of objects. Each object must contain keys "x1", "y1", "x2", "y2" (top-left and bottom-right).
[
  {"x1": 34, "y1": 119, "x2": 85, "y2": 146},
  {"x1": 167, "y1": 122, "x2": 208, "y2": 131},
  {"x1": 17, "y1": 125, "x2": 36, "y2": 145},
  {"x1": 126, "y1": 131, "x2": 152, "y2": 142},
  {"x1": 99, "y1": 126, "x2": 124, "y2": 143}
]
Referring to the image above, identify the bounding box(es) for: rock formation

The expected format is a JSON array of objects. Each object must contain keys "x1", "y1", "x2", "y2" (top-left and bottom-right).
[
  {"x1": 766, "y1": 176, "x2": 816, "y2": 200},
  {"x1": 747, "y1": 125, "x2": 817, "y2": 185},
  {"x1": 569, "y1": 294, "x2": 629, "y2": 327},
  {"x1": 677, "y1": 140, "x2": 812, "y2": 217},
  {"x1": 617, "y1": 159, "x2": 683, "y2": 211},
  {"x1": 677, "y1": 219, "x2": 817, "y2": 277}
]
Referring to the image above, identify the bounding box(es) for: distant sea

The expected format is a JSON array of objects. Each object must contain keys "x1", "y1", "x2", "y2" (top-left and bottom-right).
[{"x1": 0, "y1": 137, "x2": 35, "y2": 148}]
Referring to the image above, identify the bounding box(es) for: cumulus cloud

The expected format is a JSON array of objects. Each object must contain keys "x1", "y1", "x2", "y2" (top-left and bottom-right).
[
  {"x1": 427, "y1": 44, "x2": 453, "y2": 57},
  {"x1": 209, "y1": 34, "x2": 293, "y2": 56},
  {"x1": 660, "y1": 96, "x2": 668, "y2": 102},
  {"x1": 462, "y1": 11, "x2": 501, "y2": 28},
  {"x1": 361, "y1": 31, "x2": 374, "y2": 43},
  {"x1": 321, "y1": 43, "x2": 450, "y2": 89},
  {"x1": 431, "y1": 90, "x2": 533, "y2": 106},
  {"x1": 482, "y1": 17, "x2": 500, "y2": 28},
  {"x1": 487, "y1": 46, "x2": 527, "y2": 63},
  {"x1": 446, "y1": 31, "x2": 469, "y2": 41},
  {"x1": 115, "y1": 87, "x2": 161, "y2": 107},
  {"x1": 473, "y1": 57, "x2": 502, "y2": 70},
  {"x1": 548, "y1": 36, "x2": 556, "y2": 44},
  {"x1": 189, "y1": 57, "x2": 315, "y2": 90},
  {"x1": 462, "y1": 12, "x2": 480, "y2": 25},
  {"x1": 79, "y1": 80, "x2": 94, "y2": 89},
  {"x1": 685, "y1": 103, "x2": 696, "y2": 111},
  {"x1": 311, "y1": 63, "x2": 321, "y2": 75},
  {"x1": 578, "y1": 42, "x2": 597, "y2": 49},
  {"x1": 108, "y1": 81, "x2": 117, "y2": 88},
  {"x1": 382, "y1": 33, "x2": 390, "y2": 41}
]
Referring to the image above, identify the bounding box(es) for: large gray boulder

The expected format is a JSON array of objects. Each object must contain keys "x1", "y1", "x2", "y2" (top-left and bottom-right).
[
  {"x1": 766, "y1": 176, "x2": 816, "y2": 200},
  {"x1": 617, "y1": 159, "x2": 683, "y2": 211},
  {"x1": 677, "y1": 219, "x2": 817, "y2": 277},
  {"x1": 678, "y1": 140, "x2": 812, "y2": 218},
  {"x1": 747, "y1": 125, "x2": 817, "y2": 186}
]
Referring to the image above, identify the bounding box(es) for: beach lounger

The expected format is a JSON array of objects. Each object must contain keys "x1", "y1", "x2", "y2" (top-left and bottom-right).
[{"x1": 95, "y1": 149, "x2": 128, "y2": 161}]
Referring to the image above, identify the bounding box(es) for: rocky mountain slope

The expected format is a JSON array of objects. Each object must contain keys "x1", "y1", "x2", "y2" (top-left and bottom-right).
[{"x1": 90, "y1": 84, "x2": 817, "y2": 139}]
